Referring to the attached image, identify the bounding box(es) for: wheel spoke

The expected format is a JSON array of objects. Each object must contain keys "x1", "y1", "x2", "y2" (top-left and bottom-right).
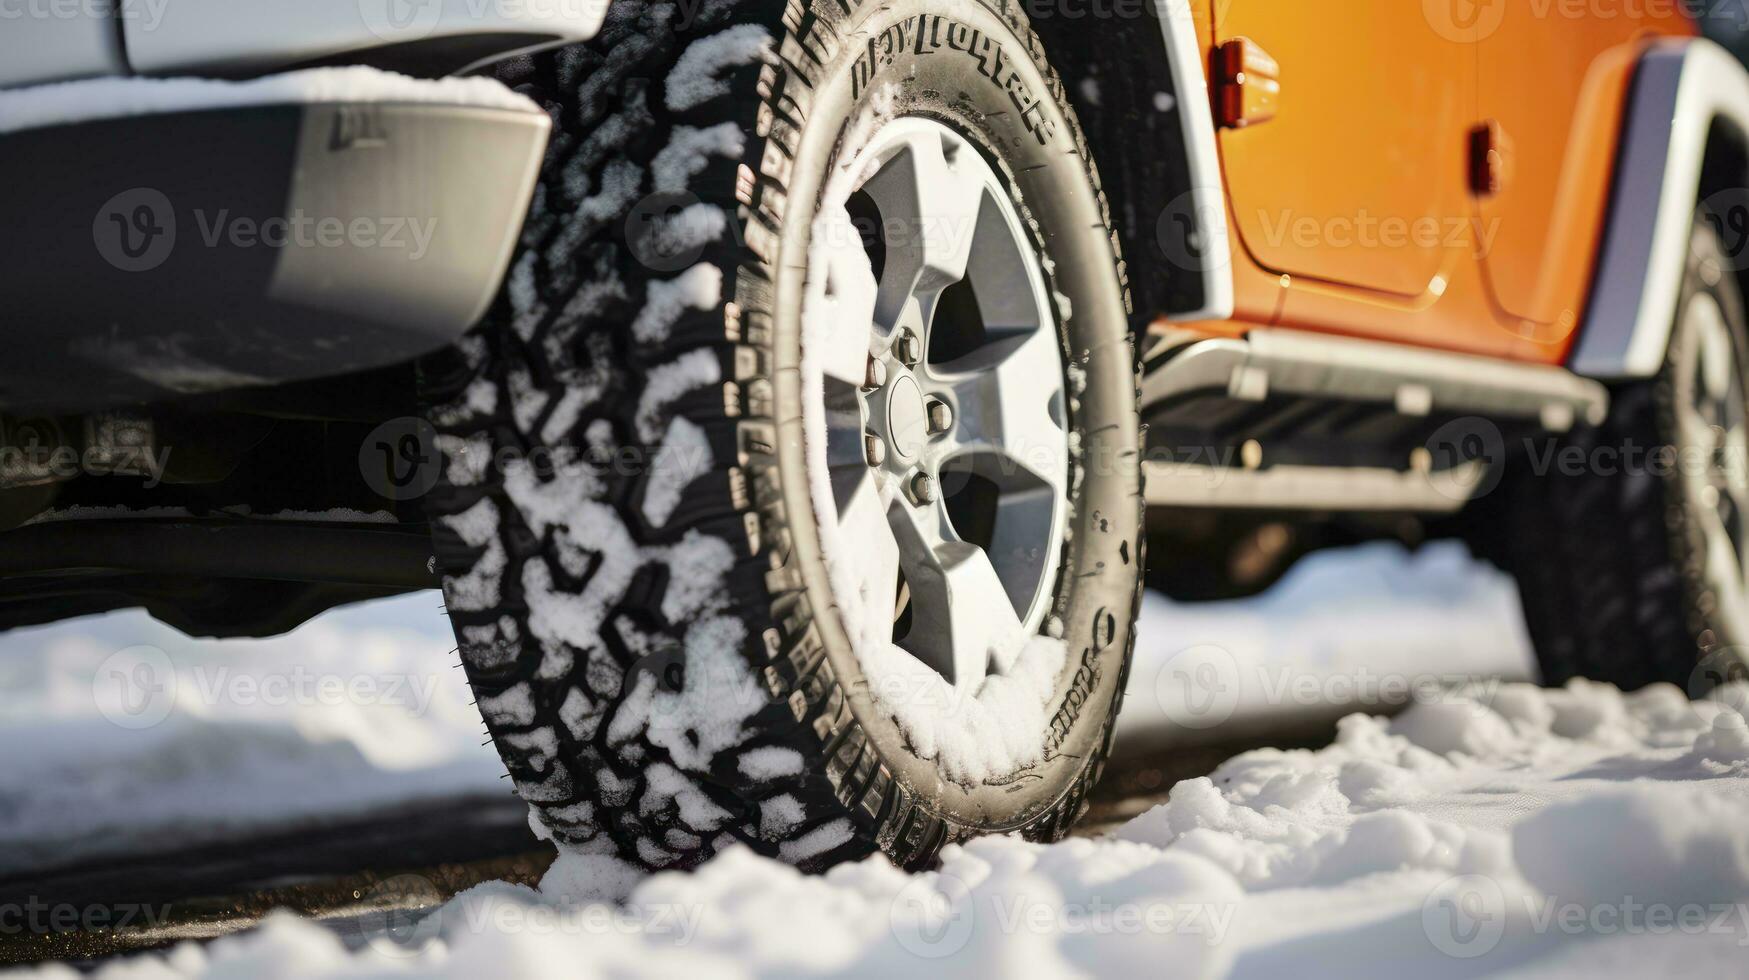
[
  {"x1": 1704, "y1": 498, "x2": 1744, "y2": 590},
  {"x1": 860, "y1": 129, "x2": 988, "y2": 334},
  {"x1": 810, "y1": 201, "x2": 881, "y2": 387},
  {"x1": 1698, "y1": 298, "x2": 1737, "y2": 404},
  {"x1": 937, "y1": 326, "x2": 1068, "y2": 492},
  {"x1": 991, "y1": 326, "x2": 1070, "y2": 492},
  {"x1": 834, "y1": 472, "x2": 902, "y2": 651},
  {"x1": 891, "y1": 496, "x2": 1024, "y2": 688}
]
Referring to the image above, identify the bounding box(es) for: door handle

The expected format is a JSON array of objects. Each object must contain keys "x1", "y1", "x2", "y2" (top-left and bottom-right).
[{"x1": 1214, "y1": 37, "x2": 1281, "y2": 130}]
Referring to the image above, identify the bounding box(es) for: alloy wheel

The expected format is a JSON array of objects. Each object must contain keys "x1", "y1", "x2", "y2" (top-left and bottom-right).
[{"x1": 808, "y1": 118, "x2": 1070, "y2": 690}]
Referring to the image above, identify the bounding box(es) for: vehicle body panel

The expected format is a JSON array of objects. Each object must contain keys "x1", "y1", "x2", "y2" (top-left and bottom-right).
[
  {"x1": 125, "y1": 0, "x2": 607, "y2": 76},
  {"x1": 1473, "y1": 11, "x2": 1688, "y2": 339},
  {"x1": 1214, "y1": 2, "x2": 1472, "y2": 300},
  {"x1": 1196, "y1": 0, "x2": 1697, "y2": 367},
  {"x1": 0, "y1": 7, "x2": 126, "y2": 86}
]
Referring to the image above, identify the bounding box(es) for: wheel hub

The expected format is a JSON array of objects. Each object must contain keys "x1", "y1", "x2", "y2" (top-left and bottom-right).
[
  {"x1": 880, "y1": 371, "x2": 930, "y2": 462},
  {"x1": 804, "y1": 117, "x2": 1070, "y2": 691}
]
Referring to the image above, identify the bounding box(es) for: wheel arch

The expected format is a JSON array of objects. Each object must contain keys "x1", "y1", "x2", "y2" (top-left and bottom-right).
[
  {"x1": 1028, "y1": 0, "x2": 1233, "y2": 330},
  {"x1": 1571, "y1": 37, "x2": 1749, "y2": 380}
]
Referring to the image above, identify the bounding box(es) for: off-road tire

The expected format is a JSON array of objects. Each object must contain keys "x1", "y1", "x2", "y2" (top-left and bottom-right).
[
  {"x1": 420, "y1": 0, "x2": 1144, "y2": 873},
  {"x1": 1490, "y1": 220, "x2": 1749, "y2": 691}
]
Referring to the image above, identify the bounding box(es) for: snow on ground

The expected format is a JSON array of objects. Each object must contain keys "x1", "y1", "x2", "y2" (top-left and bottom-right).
[
  {"x1": 0, "y1": 542, "x2": 1511, "y2": 871},
  {"x1": 0, "y1": 593, "x2": 502, "y2": 877},
  {"x1": 0, "y1": 542, "x2": 1525, "y2": 875},
  {"x1": 1119, "y1": 541, "x2": 1538, "y2": 745},
  {"x1": 18, "y1": 542, "x2": 1748, "y2": 977},
  {"x1": 23, "y1": 678, "x2": 1749, "y2": 978}
]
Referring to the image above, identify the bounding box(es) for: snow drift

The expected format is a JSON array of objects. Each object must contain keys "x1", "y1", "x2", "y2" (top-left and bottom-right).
[{"x1": 27, "y1": 677, "x2": 1749, "y2": 979}]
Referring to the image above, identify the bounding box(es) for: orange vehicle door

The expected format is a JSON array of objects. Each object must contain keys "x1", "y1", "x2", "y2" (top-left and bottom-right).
[
  {"x1": 1473, "y1": 7, "x2": 1693, "y2": 347},
  {"x1": 1213, "y1": 1, "x2": 1474, "y2": 299}
]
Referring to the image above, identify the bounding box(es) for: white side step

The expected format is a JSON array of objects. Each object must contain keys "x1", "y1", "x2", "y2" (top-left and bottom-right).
[
  {"x1": 1143, "y1": 328, "x2": 1610, "y2": 431},
  {"x1": 1140, "y1": 328, "x2": 1610, "y2": 512},
  {"x1": 1145, "y1": 460, "x2": 1491, "y2": 513}
]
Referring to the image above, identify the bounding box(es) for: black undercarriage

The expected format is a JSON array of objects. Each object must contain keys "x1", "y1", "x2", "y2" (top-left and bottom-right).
[{"x1": 0, "y1": 362, "x2": 435, "y2": 638}]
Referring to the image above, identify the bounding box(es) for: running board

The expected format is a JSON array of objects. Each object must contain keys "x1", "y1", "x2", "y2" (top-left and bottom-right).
[
  {"x1": 1140, "y1": 328, "x2": 1611, "y2": 513},
  {"x1": 1144, "y1": 460, "x2": 1494, "y2": 513}
]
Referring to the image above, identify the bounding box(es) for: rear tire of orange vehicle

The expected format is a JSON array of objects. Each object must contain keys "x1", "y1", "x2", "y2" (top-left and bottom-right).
[{"x1": 1492, "y1": 218, "x2": 1749, "y2": 694}]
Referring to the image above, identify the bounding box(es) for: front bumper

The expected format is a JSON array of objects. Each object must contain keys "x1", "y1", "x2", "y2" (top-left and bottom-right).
[{"x1": 0, "y1": 71, "x2": 551, "y2": 413}]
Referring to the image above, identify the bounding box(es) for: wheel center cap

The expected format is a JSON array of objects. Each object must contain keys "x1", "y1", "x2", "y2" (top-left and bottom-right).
[{"x1": 885, "y1": 374, "x2": 929, "y2": 460}]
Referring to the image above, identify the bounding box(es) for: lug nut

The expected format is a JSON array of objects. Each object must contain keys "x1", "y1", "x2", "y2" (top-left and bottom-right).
[
  {"x1": 865, "y1": 432, "x2": 887, "y2": 467},
  {"x1": 927, "y1": 399, "x2": 954, "y2": 435},
  {"x1": 864, "y1": 356, "x2": 888, "y2": 391},
  {"x1": 910, "y1": 472, "x2": 938, "y2": 504},
  {"x1": 896, "y1": 331, "x2": 922, "y2": 368}
]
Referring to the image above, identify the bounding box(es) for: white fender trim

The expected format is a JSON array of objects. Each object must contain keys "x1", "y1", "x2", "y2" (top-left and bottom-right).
[
  {"x1": 1572, "y1": 37, "x2": 1749, "y2": 380},
  {"x1": 1157, "y1": 0, "x2": 1234, "y2": 322}
]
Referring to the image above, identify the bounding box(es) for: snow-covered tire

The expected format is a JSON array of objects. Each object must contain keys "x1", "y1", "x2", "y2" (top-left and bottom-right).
[
  {"x1": 420, "y1": 0, "x2": 1143, "y2": 873},
  {"x1": 1493, "y1": 219, "x2": 1749, "y2": 691}
]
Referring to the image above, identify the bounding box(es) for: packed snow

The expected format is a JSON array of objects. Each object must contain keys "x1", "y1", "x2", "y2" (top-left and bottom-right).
[
  {"x1": 20, "y1": 670, "x2": 1749, "y2": 977},
  {"x1": 0, "y1": 593, "x2": 500, "y2": 877},
  {"x1": 663, "y1": 25, "x2": 773, "y2": 112},
  {"x1": 1120, "y1": 541, "x2": 1537, "y2": 745},
  {"x1": 651, "y1": 123, "x2": 747, "y2": 194},
  {"x1": 12, "y1": 544, "x2": 1749, "y2": 977},
  {"x1": 0, "y1": 543, "x2": 1528, "y2": 877}
]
